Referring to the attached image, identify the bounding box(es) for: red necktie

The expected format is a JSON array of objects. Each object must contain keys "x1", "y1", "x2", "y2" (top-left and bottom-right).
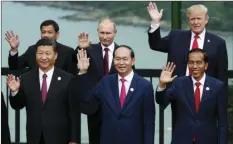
[
  {"x1": 120, "y1": 78, "x2": 126, "y2": 108},
  {"x1": 194, "y1": 82, "x2": 201, "y2": 112},
  {"x1": 188, "y1": 35, "x2": 200, "y2": 75},
  {"x1": 41, "y1": 74, "x2": 47, "y2": 103},
  {"x1": 104, "y1": 48, "x2": 109, "y2": 76}
]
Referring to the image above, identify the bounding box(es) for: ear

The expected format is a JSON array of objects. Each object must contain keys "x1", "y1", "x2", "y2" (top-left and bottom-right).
[
  {"x1": 205, "y1": 62, "x2": 208, "y2": 70},
  {"x1": 54, "y1": 52, "x2": 58, "y2": 60},
  {"x1": 56, "y1": 31, "x2": 60, "y2": 39}
]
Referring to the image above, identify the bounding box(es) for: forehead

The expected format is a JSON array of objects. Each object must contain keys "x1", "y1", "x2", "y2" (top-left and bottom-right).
[
  {"x1": 115, "y1": 47, "x2": 131, "y2": 57},
  {"x1": 188, "y1": 10, "x2": 206, "y2": 18},
  {"x1": 98, "y1": 22, "x2": 115, "y2": 32},
  {"x1": 188, "y1": 52, "x2": 204, "y2": 61},
  {"x1": 41, "y1": 25, "x2": 55, "y2": 31},
  {"x1": 37, "y1": 45, "x2": 54, "y2": 52}
]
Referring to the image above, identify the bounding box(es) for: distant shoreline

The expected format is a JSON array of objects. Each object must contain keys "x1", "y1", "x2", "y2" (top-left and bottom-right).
[{"x1": 15, "y1": 1, "x2": 232, "y2": 36}]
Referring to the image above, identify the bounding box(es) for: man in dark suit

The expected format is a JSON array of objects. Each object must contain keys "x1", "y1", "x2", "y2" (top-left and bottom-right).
[
  {"x1": 1, "y1": 92, "x2": 11, "y2": 144},
  {"x1": 73, "y1": 18, "x2": 119, "y2": 144},
  {"x1": 156, "y1": 49, "x2": 228, "y2": 144},
  {"x1": 71, "y1": 45, "x2": 155, "y2": 144},
  {"x1": 6, "y1": 38, "x2": 79, "y2": 144},
  {"x1": 147, "y1": 2, "x2": 228, "y2": 128},
  {"x1": 5, "y1": 19, "x2": 76, "y2": 74}
]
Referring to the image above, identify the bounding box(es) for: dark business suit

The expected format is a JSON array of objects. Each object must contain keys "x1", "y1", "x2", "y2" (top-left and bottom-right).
[
  {"x1": 148, "y1": 28, "x2": 228, "y2": 129},
  {"x1": 73, "y1": 72, "x2": 155, "y2": 144},
  {"x1": 74, "y1": 42, "x2": 118, "y2": 144},
  {"x1": 9, "y1": 68, "x2": 79, "y2": 144},
  {"x1": 156, "y1": 76, "x2": 228, "y2": 144},
  {"x1": 8, "y1": 42, "x2": 77, "y2": 74},
  {"x1": 1, "y1": 92, "x2": 11, "y2": 144}
]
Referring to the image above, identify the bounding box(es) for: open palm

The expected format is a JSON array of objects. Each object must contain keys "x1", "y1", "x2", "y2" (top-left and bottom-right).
[
  {"x1": 6, "y1": 74, "x2": 20, "y2": 92},
  {"x1": 160, "y1": 62, "x2": 177, "y2": 83},
  {"x1": 5, "y1": 31, "x2": 20, "y2": 50},
  {"x1": 78, "y1": 32, "x2": 91, "y2": 49},
  {"x1": 147, "y1": 2, "x2": 164, "y2": 23},
  {"x1": 77, "y1": 49, "x2": 90, "y2": 71}
]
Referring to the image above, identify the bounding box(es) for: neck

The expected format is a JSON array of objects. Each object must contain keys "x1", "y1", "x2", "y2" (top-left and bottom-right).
[
  {"x1": 40, "y1": 66, "x2": 53, "y2": 73},
  {"x1": 118, "y1": 69, "x2": 133, "y2": 78}
]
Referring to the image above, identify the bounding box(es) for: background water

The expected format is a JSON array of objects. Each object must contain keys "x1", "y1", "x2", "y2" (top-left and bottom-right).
[{"x1": 1, "y1": 2, "x2": 232, "y2": 144}]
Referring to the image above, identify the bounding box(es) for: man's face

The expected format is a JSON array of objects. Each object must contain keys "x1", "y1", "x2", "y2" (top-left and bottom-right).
[
  {"x1": 188, "y1": 52, "x2": 208, "y2": 81},
  {"x1": 114, "y1": 47, "x2": 135, "y2": 77},
  {"x1": 98, "y1": 22, "x2": 116, "y2": 47},
  {"x1": 187, "y1": 10, "x2": 208, "y2": 35},
  {"x1": 40, "y1": 25, "x2": 59, "y2": 41},
  {"x1": 36, "y1": 45, "x2": 57, "y2": 72}
]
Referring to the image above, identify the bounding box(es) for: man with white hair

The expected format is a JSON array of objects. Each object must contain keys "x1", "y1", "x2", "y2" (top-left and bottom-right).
[{"x1": 147, "y1": 2, "x2": 228, "y2": 131}]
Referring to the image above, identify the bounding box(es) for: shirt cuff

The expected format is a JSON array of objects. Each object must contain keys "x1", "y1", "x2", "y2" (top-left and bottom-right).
[
  {"x1": 149, "y1": 23, "x2": 160, "y2": 33},
  {"x1": 11, "y1": 90, "x2": 19, "y2": 96},
  {"x1": 156, "y1": 85, "x2": 166, "y2": 92},
  {"x1": 10, "y1": 50, "x2": 18, "y2": 56}
]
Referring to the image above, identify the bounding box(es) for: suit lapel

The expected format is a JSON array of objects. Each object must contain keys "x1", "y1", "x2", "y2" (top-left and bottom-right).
[
  {"x1": 203, "y1": 32, "x2": 212, "y2": 54},
  {"x1": 111, "y1": 74, "x2": 121, "y2": 115},
  {"x1": 199, "y1": 76, "x2": 211, "y2": 112},
  {"x1": 33, "y1": 69, "x2": 43, "y2": 107},
  {"x1": 183, "y1": 31, "x2": 192, "y2": 63},
  {"x1": 109, "y1": 43, "x2": 118, "y2": 74},
  {"x1": 88, "y1": 43, "x2": 104, "y2": 76},
  {"x1": 43, "y1": 68, "x2": 60, "y2": 105},
  {"x1": 185, "y1": 77, "x2": 196, "y2": 116}
]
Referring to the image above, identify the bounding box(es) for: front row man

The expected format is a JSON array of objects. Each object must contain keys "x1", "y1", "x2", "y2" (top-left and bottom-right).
[
  {"x1": 69, "y1": 46, "x2": 155, "y2": 144},
  {"x1": 7, "y1": 38, "x2": 79, "y2": 144},
  {"x1": 156, "y1": 48, "x2": 228, "y2": 144}
]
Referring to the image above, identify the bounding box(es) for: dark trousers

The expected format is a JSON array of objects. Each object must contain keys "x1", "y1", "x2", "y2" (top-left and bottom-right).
[{"x1": 39, "y1": 133, "x2": 45, "y2": 144}]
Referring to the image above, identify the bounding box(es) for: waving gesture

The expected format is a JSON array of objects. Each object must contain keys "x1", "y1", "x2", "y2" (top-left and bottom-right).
[
  {"x1": 5, "y1": 31, "x2": 20, "y2": 52},
  {"x1": 159, "y1": 62, "x2": 177, "y2": 88},
  {"x1": 77, "y1": 49, "x2": 90, "y2": 74},
  {"x1": 78, "y1": 32, "x2": 91, "y2": 49},
  {"x1": 147, "y1": 2, "x2": 164, "y2": 24},
  {"x1": 6, "y1": 74, "x2": 20, "y2": 92}
]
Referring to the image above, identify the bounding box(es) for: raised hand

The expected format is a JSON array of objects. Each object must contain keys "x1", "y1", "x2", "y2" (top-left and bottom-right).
[
  {"x1": 78, "y1": 32, "x2": 91, "y2": 49},
  {"x1": 147, "y1": 2, "x2": 164, "y2": 24},
  {"x1": 159, "y1": 62, "x2": 177, "y2": 87},
  {"x1": 6, "y1": 74, "x2": 20, "y2": 92},
  {"x1": 77, "y1": 49, "x2": 90, "y2": 73},
  {"x1": 5, "y1": 31, "x2": 20, "y2": 52}
]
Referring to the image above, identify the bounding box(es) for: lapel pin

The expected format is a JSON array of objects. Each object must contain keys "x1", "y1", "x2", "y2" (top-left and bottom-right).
[
  {"x1": 57, "y1": 77, "x2": 61, "y2": 81},
  {"x1": 130, "y1": 88, "x2": 134, "y2": 92},
  {"x1": 206, "y1": 87, "x2": 210, "y2": 91},
  {"x1": 207, "y1": 39, "x2": 210, "y2": 43}
]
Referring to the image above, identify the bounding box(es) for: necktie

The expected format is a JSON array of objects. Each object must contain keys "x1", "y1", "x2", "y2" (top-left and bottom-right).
[
  {"x1": 188, "y1": 35, "x2": 200, "y2": 75},
  {"x1": 192, "y1": 35, "x2": 199, "y2": 49},
  {"x1": 120, "y1": 78, "x2": 126, "y2": 108},
  {"x1": 104, "y1": 48, "x2": 109, "y2": 76},
  {"x1": 194, "y1": 82, "x2": 201, "y2": 112},
  {"x1": 41, "y1": 74, "x2": 47, "y2": 103}
]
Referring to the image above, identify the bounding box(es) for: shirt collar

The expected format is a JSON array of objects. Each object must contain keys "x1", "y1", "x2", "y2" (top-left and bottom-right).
[
  {"x1": 101, "y1": 42, "x2": 115, "y2": 52},
  {"x1": 39, "y1": 66, "x2": 54, "y2": 79},
  {"x1": 191, "y1": 28, "x2": 206, "y2": 40},
  {"x1": 118, "y1": 70, "x2": 134, "y2": 83},
  {"x1": 191, "y1": 73, "x2": 206, "y2": 86}
]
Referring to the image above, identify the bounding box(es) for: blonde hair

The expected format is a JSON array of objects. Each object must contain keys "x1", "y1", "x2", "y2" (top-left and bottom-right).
[
  {"x1": 186, "y1": 4, "x2": 209, "y2": 19},
  {"x1": 97, "y1": 18, "x2": 117, "y2": 32}
]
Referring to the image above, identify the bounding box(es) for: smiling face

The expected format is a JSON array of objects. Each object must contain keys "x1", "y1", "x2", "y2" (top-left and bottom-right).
[
  {"x1": 187, "y1": 5, "x2": 209, "y2": 35},
  {"x1": 188, "y1": 51, "x2": 208, "y2": 81},
  {"x1": 114, "y1": 47, "x2": 135, "y2": 77}
]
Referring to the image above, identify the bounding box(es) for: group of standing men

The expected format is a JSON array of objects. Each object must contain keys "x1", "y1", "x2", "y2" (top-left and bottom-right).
[{"x1": 2, "y1": 2, "x2": 228, "y2": 144}]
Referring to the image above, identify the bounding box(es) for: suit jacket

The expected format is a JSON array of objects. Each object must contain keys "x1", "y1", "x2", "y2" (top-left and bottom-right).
[
  {"x1": 9, "y1": 68, "x2": 79, "y2": 144},
  {"x1": 148, "y1": 28, "x2": 228, "y2": 89},
  {"x1": 73, "y1": 72, "x2": 155, "y2": 144},
  {"x1": 156, "y1": 76, "x2": 228, "y2": 144},
  {"x1": 8, "y1": 42, "x2": 77, "y2": 74},
  {"x1": 1, "y1": 92, "x2": 11, "y2": 144},
  {"x1": 73, "y1": 42, "x2": 118, "y2": 144}
]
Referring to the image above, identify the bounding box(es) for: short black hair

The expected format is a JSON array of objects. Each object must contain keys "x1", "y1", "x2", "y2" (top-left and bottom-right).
[
  {"x1": 113, "y1": 45, "x2": 135, "y2": 58},
  {"x1": 40, "y1": 20, "x2": 59, "y2": 32},
  {"x1": 187, "y1": 48, "x2": 208, "y2": 63},
  {"x1": 35, "y1": 38, "x2": 57, "y2": 52}
]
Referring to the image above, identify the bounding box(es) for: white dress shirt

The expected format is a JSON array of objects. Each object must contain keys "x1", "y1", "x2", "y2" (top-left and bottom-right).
[
  {"x1": 157, "y1": 73, "x2": 206, "y2": 101},
  {"x1": 101, "y1": 42, "x2": 115, "y2": 71},
  {"x1": 12, "y1": 67, "x2": 55, "y2": 96},
  {"x1": 118, "y1": 70, "x2": 134, "y2": 97}
]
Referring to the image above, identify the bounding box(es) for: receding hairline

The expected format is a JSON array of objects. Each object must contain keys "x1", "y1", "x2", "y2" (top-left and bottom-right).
[{"x1": 97, "y1": 18, "x2": 117, "y2": 32}]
